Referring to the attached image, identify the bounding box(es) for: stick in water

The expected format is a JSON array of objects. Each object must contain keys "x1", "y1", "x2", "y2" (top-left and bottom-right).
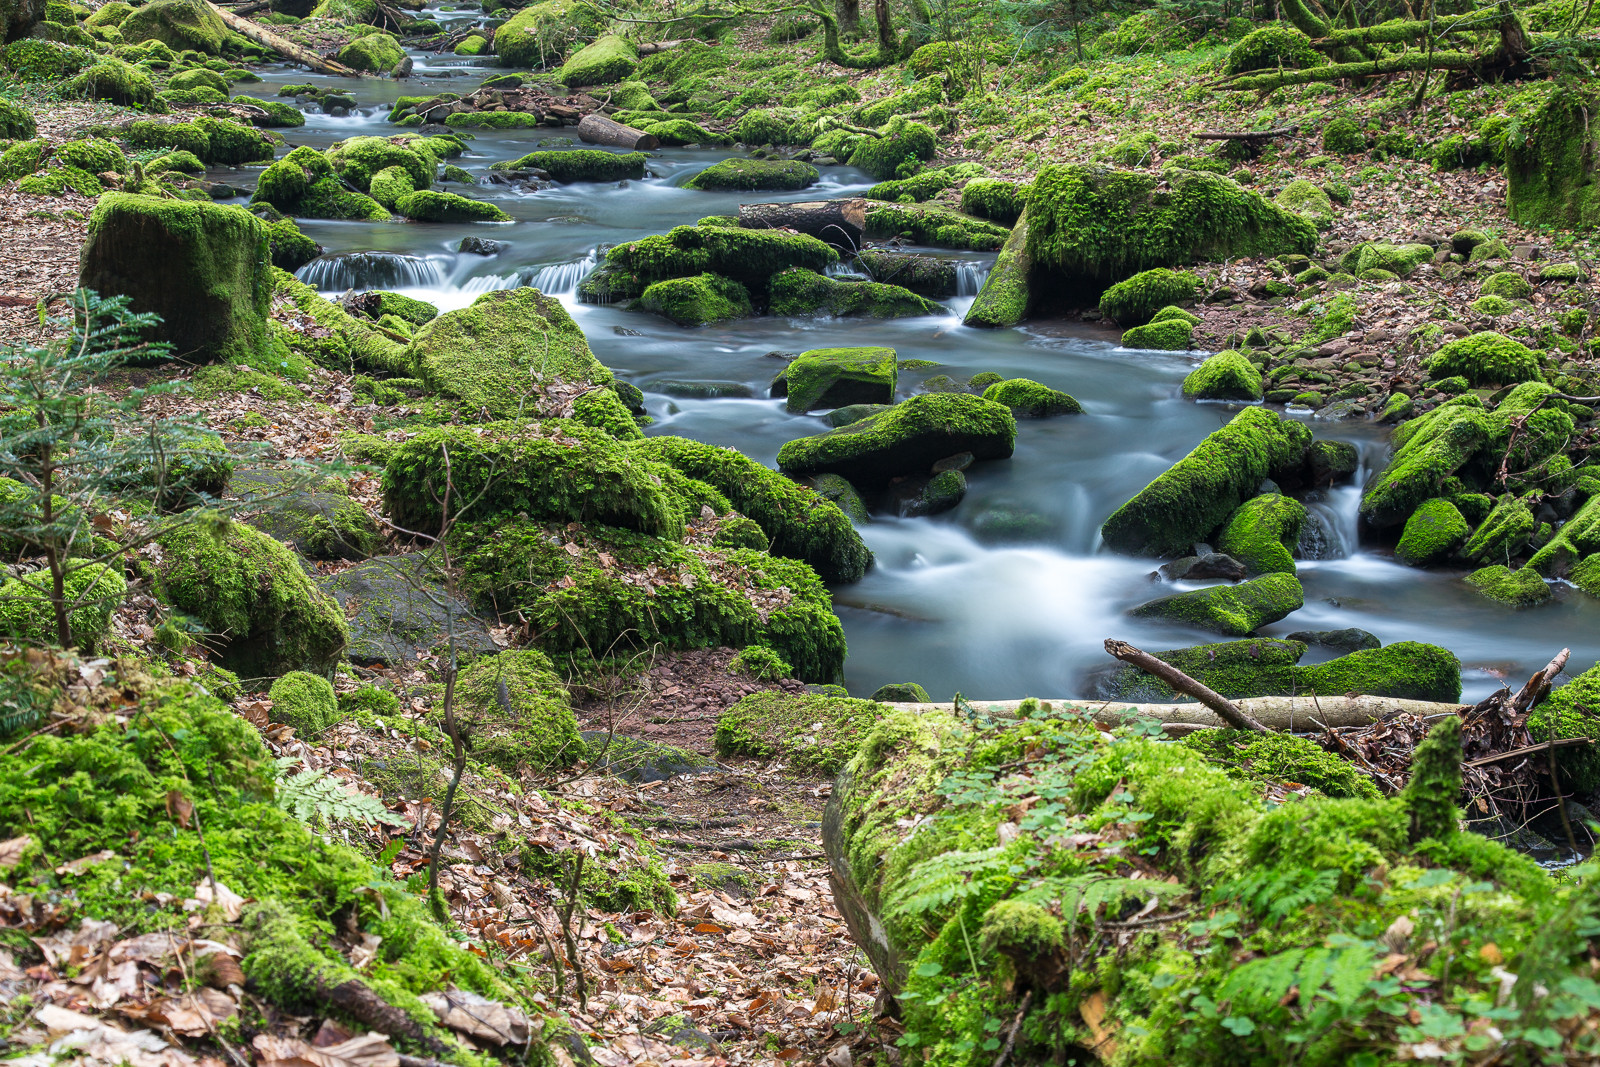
[{"x1": 1103, "y1": 638, "x2": 1269, "y2": 733}]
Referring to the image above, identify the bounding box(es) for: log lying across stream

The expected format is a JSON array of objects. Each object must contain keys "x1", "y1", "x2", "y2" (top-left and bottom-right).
[{"x1": 883, "y1": 694, "x2": 1465, "y2": 731}]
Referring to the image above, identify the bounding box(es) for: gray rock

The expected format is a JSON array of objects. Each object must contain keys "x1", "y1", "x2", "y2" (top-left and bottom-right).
[
  {"x1": 234, "y1": 469, "x2": 380, "y2": 562},
  {"x1": 316, "y1": 553, "x2": 499, "y2": 667},
  {"x1": 1286, "y1": 627, "x2": 1381, "y2": 653},
  {"x1": 1158, "y1": 553, "x2": 1247, "y2": 582},
  {"x1": 827, "y1": 403, "x2": 892, "y2": 427},
  {"x1": 888, "y1": 469, "x2": 966, "y2": 517},
  {"x1": 580, "y1": 731, "x2": 716, "y2": 783},
  {"x1": 458, "y1": 236, "x2": 504, "y2": 256}
]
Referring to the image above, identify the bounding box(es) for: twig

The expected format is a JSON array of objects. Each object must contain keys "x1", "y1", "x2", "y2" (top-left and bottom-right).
[
  {"x1": 1511, "y1": 647, "x2": 1570, "y2": 714},
  {"x1": 1463, "y1": 737, "x2": 1593, "y2": 768},
  {"x1": 559, "y1": 853, "x2": 588, "y2": 1011},
  {"x1": 991, "y1": 989, "x2": 1033, "y2": 1067},
  {"x1": 1103, "y1": 639, "x2": 1268, "y2": 732}
]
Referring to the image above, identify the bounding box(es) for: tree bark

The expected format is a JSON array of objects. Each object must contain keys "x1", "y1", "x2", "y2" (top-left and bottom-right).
[
  {"x1": 738, "y1": 198, "x2": 867, "y2": 250},
  {"x1": 1104, "y1": 639, "x2": 1268, "y2": 732},
  {"x1": 880, "y1": 694, "x2": 1466, "y2": 731},
  {"x1": 204, "y1": 0, "x2": 361, "y2": 76},
  {"x1": 576, "y1": 113, "x2": 659, "y2": 150},
  {"x1": 837, "y1": 0, "x2": 859, "y2": 34}
]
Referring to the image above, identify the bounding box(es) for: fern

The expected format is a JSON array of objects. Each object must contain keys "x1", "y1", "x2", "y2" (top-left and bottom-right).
[
  {"x1": 1219, "y1": 943, "x2": 1376, "y2": 1017},
  {"x1": 886, "y1": 846, "x2": 1012, "y2": 921},
  {"x1": 1211, "y1": 867, "x2": 1340, "y2": 923},
  {"x1": 276, "y1": 767, "x2": 405, "y2": 828},
  {"x1": 1019, "y1": 875, "x2": 1189, "y2": 927}
]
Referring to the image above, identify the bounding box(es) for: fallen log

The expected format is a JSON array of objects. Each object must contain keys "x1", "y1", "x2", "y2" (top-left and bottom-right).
[
  {"x1": 576, "y1": 113, "x2": 659, "y2": 151},
  {"x1": 1104, "y1": 638, "x2": 1267, "y2": 733},
  {"x1": 884, "y1": 694, "x2": 1465, "y2": 732},
  {"x1": 738, "y1": 198, "x2": 866, "y2": 251},
  {"x1": 636, "y1": 38, "x2": 696, "y2": 55},
  {"x1": 204, "y1": 0, "x2": 361, "y2": 76},
  {"x1": 1217, "y1": 49, "x2": 1480, "y2": 91}
]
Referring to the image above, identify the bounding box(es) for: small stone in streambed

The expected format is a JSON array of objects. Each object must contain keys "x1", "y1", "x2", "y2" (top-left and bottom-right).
[
  {"x1": 458, "y1": 236, "x2": 504, "y2": 256},
  {"x1": 1286, "y1": 627, "x2": 1382, "y2": 653},
  {"x1": 657, "y1": 380, "x2": 754, "y2": 399},
  {"x1": 613, "y1": 326, "x2": 643, "y2": 336},
  {"x1": 1158, "y1": 553, "x2": 1248, "y2": 582},
  {"x1": 888, "y1": 469, "x2": 967, "y2": 517},
  {"x1": 933, "y1": 452, "x2": 973, "y2": 473}
]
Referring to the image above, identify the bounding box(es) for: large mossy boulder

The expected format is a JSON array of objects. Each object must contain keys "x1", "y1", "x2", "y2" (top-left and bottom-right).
[
  {"x1": 556, "y1": 33, "x2": 636, "y2": 86},
  {"x1": 685, "y1": 158, "x2": 819, "y2": 192},
  {"x1": 1182, "y1": 350, "x2": 1263, "y2": 401},
  {"x1": 1395, "y1": 497, "x2": 1470, "y2": 566},
  {"x1": 1360, "y1": 399, "x2": 1493, "y2": 528},
  {"x1": 156, "y1": 520, "x2": 348, "y2": 678},
  {"x1": 631, "y1": 435, "x2": 872, "y2": 583},
  {"x1": 1465, "y1": 563, "x2": 1552, "y2": 607},
  {"x1": 337, "y1": 30, "x2": 403, "y2": 73},
  {"x1": 382, "y1": 420, "x2": 683, "y2": 541},
  {"x1": 1294, "y1": 641, "x2": 1462, "y2": 702},
  {"x1": 271, "y1": 269, "x2": 408, "y2": 375},
  {"x1": 493, "y1": 148, "x2": 646, "y2": 183},
  {"x1": 770, "y1": 347, "x2": 897, "y2": 413},
  {"x1": 1128, "y1": 571, "x2": 1304, "y2": 636},
  {"x1": 454, "y1": 650, "x2": 582, "y2": 772},
  {"x1": 962, "y1": 207, "x2": 1033, "y2": 328},
  {"x1": 493, "y1": 0, "x2": 603, "y2": 68},
  {"x1": 1507, "y1": 84, "x2": 1600, "y2": 229},
  {"x1": 236, "y1": 470, "x2": 381, "y2": 561},
  {"x1": 395, "y1": 189, "x2": 511, "y2": 223},
  {"x1": 80, "y1": 193, "x2": 270, "y2": 365},
  {"x1": 407, "y1": 287, "x2": 612, "y2": 416},
  {"x1": 316, "y1": 553, "x2": 499, "y2": 667},
  {"x1": 1458, "y1": 492, "x2": 1537, "y2": 566},
  {"x1": 602, "y1": 224, "x2": 838, "y2": 294},
  {"x1": 777, "y1": 392, "x2": 1017, "y2": 491},
  {"x1": 1423, "y1": 331, "x2": 1542, "y2": 386},
  {"x1": 1214, "y1": 493, "x2": 1306, "y2": 575},
  {"x1": 981, "y1": 378, "x2": 1081, "y2": 417},
  {"x1": 1100, "y1": 407, "x2": 1311, "y2": 557},
  {"x1": 1025, "y1": 164, "x2": 1316, "y2": 301},
  {"x1": 66, "y1": 56, "x2": 154, "y2": 105},
  {"x1": 768, "y1": 269, "x2": 943, "y2": 319},
  {"x1": 635, "y1": 273, "x2": 752, "y2": 326},
  {"x1": 251, "y1": 146, "x2": 390, "y2": 221},
  {"x1": 1097, "y1": 267, "x2": 1201, "y2": 326},
  {"x1": 117, "y1": 0, "x2": 225, "y2": 53},
  {"x1": 0, "y1": 563, "x2": 126, "y2": 650},
  {"x1": 714, "y1": 691, "x2": 888, "y2": 773},
  {"x1": 1528, "y1": 494, "x2": 1600, "y2": 577}
]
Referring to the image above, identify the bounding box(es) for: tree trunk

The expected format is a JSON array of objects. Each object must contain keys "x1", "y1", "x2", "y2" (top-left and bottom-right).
[
  {"x1": 576, "y1": 113, "x2": 659, "y2": 150},
  {"x1": 873, "y1": 0, "x2": 896, "y2": 54},
  {"x1": 203, "y1": 0, "x2": 361, "y2": 76},
  {"x1": 837, "y1": 0, "x2": 859, "y2": 34},
  {"x1": 738, "y1": 198, "x2": 867, "y2": 250},
  {"x1": 880, "y1": 694, "x2": 1466, "y2": 731}
]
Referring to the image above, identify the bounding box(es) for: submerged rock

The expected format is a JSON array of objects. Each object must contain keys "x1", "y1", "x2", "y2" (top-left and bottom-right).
[
  {"x1": 1157, "y1": 552, "x2": 1248, "y2": 581},
  {"x1": 1285, "y1": 627, "x2": 1382, "y2": 653}
]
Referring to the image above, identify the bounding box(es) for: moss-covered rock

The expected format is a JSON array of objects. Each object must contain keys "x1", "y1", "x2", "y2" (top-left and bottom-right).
[
  {"x1": 1121, "y1": 317, "x2": 1193, "y2": 350},
  {"x1": 1340, "y1": 241, "x2": 1433, "y2": 278},
  {"x1": 0, "y1": 96, "x2": 35, "y2": 139},
  {"x1": 494, "y1": 148, "x2": 645, "y2": 183},
  {"x1": 367, "y1": 164, "x2": 413, "y2": 208},
  {"x1": 1507, "y1": 84, "x2": 1600, "y2": 229},
  {"x1": 1528, "y1": 661, "x2": 1600, "y2": 791},
  {"x1": 1528, "y1": 494, "x2": 1600, "y2": 577},
  {"x1": 1459, "y1": 492, "x2": 1537, "y2": 566},
  {"x1": 316, "y1": 552, "x2": 499, "y2": 667},
  {"x1": 1215, "y1": 493, "x2": 1306, "y2": 576},
  {"x1": 768, "y1": 268, "x2": 943, "y2": 318},
  {"x1": 958, "y1": 177, "x2": 1026, "y2": 225},
  {"x1": 1395, "y1": 497, "x2": 1470, "y2": 566},
  {"x1": 453, "y1": 33, "x2": 486, "y2": 55},
  {"x1": 1296, "y1": 641, "x2": 1462, "y2": 702},
  {"x1": 271, "y1": 268, "x2": 409, "y2": 375},
  {"x1": 980, "y1": 378, "x2": 1081, "y2": 417},
  {"x1": 1464, "y1": 564, "x2": 1551, "y2": 607},
  {"x1": 80, "y1": 193, "x2": 270, "y2": 365},
  {"x1": 156, "y1": 520, "x2": 348, "y2": 678},
  {"x1": 1182, "y1": 350, "x2": 1263, "y2": 401},
  {"x1": 395, "y1": 189, "x2": 511, "y2": 223},
  {"x1": 864, "y1": 201, "x2": 1010, "y2": 251},
  {"x1": 631, "y1": 435, "x2": 872, "y2": 583},
  {"x1": 635, "y1": 272, "x2": 752, "y2": 326},
  {"x1": 1480, "y1": 270, "x2": 1532, "y2": 299},
  {"x1": 336, "y1": 29, "x2": 403, "y2": 71},
  {"x1": 1423, "y1": 331, "x2": 1543, "y2": 385},
  {"x1": 1225, "y1": 23, "x2": 1320, "y2": 74},
  {"x1": 118, "y1": 0, "x2": 225, "y2": 53},
  {"x1": 1101, "y1": 407, "x2": 1311, "y2": 557},
  {"x1": 382, "y1": 420, "x2": 682, "y2": 540},
  {"x1": 1272, "y1": 178, "x2": 1335, "y2": 227},
  {"x1": 685, "y1": 157, "x2": 819, "y2": 192},
  {"x1": 266, "y1": 670, "x2": 339, "y2": 736},
  {"x1": 962, "y1": 206, "x2": 1033, "y2": 327},
  {"x1": 251, "y1": 146, "x2": 390, "y2": 221},
  {"x1": 1128, "y1": 571, "x2": 1303, "y2": 636},
  {"x1": 454, "y1": 650, "x2": 582, "y2": 772},
  {"x1": 846, "y1": 116, "x2": 936, "y2": 181},
  {"x1": 714, "y1": 691, "x2": 886, "y2": 773},
  {"x1": 327, "y1": 135, "x2": 450, "y2": 192},
  {"x1": 238, "y1": 475, "x2": 381, "y2": 562},
  {"x1": 1359, "y1": 400, "x2": 1494, "y2": 528},
  {"x1": 0, "y1": 563, "x2": 126, "y2": 650},
  {"x1": 492, "y1": 0, "x2": 604, "y2": 68},
  {"x1": 777, "y1": 392, "x2": 1016, "y2": 491},
  {"x1": 1181, "y1": 728, "x2": 1378, "y2": 798},
  {"x1": 553, "y1": 32, "x2": 635, "y2": 85},
  {"x1": 602, "y1": 224, "x2": 837, "y2": 292},
  {"x1": 771, "y1": 346, "x2": 897, "y2": 413},
  {"x1": 65, "y1": 57, "x2": 154, "y2": 105}
]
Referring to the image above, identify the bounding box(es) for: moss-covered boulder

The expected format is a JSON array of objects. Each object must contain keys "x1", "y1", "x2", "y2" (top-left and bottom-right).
[
  {"x1": 118, "y1": 0, "x2": 225, "y2": 52},
  {"x1": 493, "y1": 0, "x2": 603, "y2": 68},
  {"x1": 632, "y1": 436, "x2": 871, "y2": 582},
  {"x1": 1359, "y1": 400, "x2": 1493, "y2": 528},
  {"x1": 1128, "y1": 571, "x2": 1303, "y2": 636},
  {"x1": 768, "y1": 268, "x2": 943, "y2": 318},
  {"x1": 237, "y1": 471, "x2": 381, "y2": 561},
  {"x1": 272, "y1": 269, "x2": 408, "y2": 375},
  {"x1": 963, "y1": 207, "x2": 1033, "y2": 328},
  {"x1": 635, "y1": 272, "x2": 752, "y2": 326},
  {"x1": 865, "y1": 201, "x2": 1011, "y2": 251},
  {"x1": 1273, "y1": 177, "x2": 1335, "y2": 227},
  {"x1": 847, "y1": 116, "x2": 936, "y2": 181},
  {"x1": 1464, "y1": 564, "x2": 1551, "y2": 607},
  {"x1": 714, "y1": 691, "x2": 887, "y2": 773},
  {"x1": 1295, "y1": 641, "x2": 1462, "y2": 702},
  {"x1": 455, "y1": 650, "x2": 582, "y2": 772},
  {"x1": 1528, "y1": 661, "x2": 1600, "y2": 791},
  {"x1": 407, "y1": 287, "x2": 611, "y2": 416},
  {"x1": 1101, "y1": 407, "x2": 1311, "y2": 557},
  {"x1": 266, "y1": 670, "x2": 339, "y2": 736},
  {"x1": 326, "y1": 135, "x2": 451, "y2": 192},
  {"x1": 251, "y1": 146, "x2": 390, "y2": 221},
  {"x1": 1507, "y1": 84, "x2": 1600, "y2": 229},
  {"x1": 316, "y1": 553, "x2": 499, "y2": 667},
  {"x1": 771, "y1": 347, "x2": 897, "y2": 413},
  {"x1": 1214, "y1": 493, "x2": 1306, "y2": 576},
  {"x1": 0, "y1": 97, "x2": 34, "y2": 139},
  {"x1": 1459, "y1": 492, "x2": 1537, "y2": 566},
  {"x1": 395, "y1": 189, "x2": 511, "y2": 223},
  {"x1": 0, "y1": 563, "x2": 126, "y2": 650},
  {"x1": 1182, "y1": 350, "x2": 1263, "y2": 401},
  {"x1": 493, "y1": 148, "x2": 645, "y2": 183},
  {"x1": 337, "y1": 30, "x2": 403, "y2": 73},
  {"x1": 1026, "y1": 164, "x2": 1316, "y2": 299},
  {"x1": 453, "y1": 519, "x2": 846, "y2": 682},
  {"x1": 981, "y1": 378, "x2": 1082, "y2": 417},
  {"x1": 685, "y1": 158, "x2": 819, "y2": 192},
  {"x1": 156, "y1": 520, "x2": 348, "y2": 677},
  {"x1": 1395, "y1": 497, "x2": 1470, "y2": 566},
  {"x1": 65, "y1": 57, "x2": 154, "y2": 105},
  {"x1": 602, "y1": 224, "x2": 838, "y2": 293},
  {"x1": 1423, "y1": 331, "x2": 1543, "y2": 386},
  {"x1": 382, "y1": 420, "x2": 683, "y2": 540},
  {"x1": 554, "y1": 33, "x2": 636, "y2": 85},
  {"x1": 1528, "y1": 494, "x2": 1600, "y2": 577},
  {"x1": 80, "y1": 193, "x2": 270, "y2": 366},
  {"x1": 777, "y1": 392, "x2": 1016, "y2": 491}
]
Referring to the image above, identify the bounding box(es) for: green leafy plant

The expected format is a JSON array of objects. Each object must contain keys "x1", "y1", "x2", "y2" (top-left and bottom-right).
[{"x1": 274, "y1": 757, "x2": 405, "y2": 827}]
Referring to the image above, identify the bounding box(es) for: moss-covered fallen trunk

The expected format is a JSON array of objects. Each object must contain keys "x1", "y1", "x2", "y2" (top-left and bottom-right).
[{"x1": 824, "y1": 703, "x2": 1600, "y2": 1066}]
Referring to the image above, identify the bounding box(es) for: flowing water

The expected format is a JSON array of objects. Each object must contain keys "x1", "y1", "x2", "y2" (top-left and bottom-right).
[{"x1": 230, "y1": 39, "x2": 1600, "y2": 702}]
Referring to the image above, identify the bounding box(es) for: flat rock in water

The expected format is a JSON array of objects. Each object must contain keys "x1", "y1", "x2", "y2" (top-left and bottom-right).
[
  {"x1": 316, "y1": 553, "x2": 499, "y2": 666},
  {"x1": 1287, "y1": 627, "x2": 1382, "y2": 652},
  {"x1": 1158, "y1": 553, "x2": 1247, "y2": 581}
]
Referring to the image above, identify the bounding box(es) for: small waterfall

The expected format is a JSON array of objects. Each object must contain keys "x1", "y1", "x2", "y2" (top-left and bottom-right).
[
  {"x1": 825, "y1": 261, "x2": 857, "y2": 278},
  {"x1": 1298, "y1": 460, "x2": 1366, "y2": 561},
  {"x1": 955, "y1": 263, "x2": 989, "y2": 296},
  {"x1": 529, "y1": 250, "x2": 597, "y2": 297},
  {"x1": 297, "y1": 252, "x2": 447, "y2": 292}
]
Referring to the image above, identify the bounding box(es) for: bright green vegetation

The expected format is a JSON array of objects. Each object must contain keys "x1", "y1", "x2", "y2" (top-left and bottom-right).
[
  {"x1": 980, "y1": 378, "x2": 1082, "y2": 417},
  {"x1": 847, "y1": 116, "x2": 936, "y2": 180},
  {"x1": 1215, "y1": 493, "x2": 1307, "y2": 576},
  {"x1": 1128, "y1": 571, "x2": 1304, "y2": 636},
  {"x1": 80, "y1": 194, "x2": 270, "y2": 366},
  {"x1": 864, "y1": 162, "x2": 981, "y2": 203},
  {"x1": 1459, "y1": 492, "x2": 1537, "y2": 565},
  {"x1": 382, "y1": 420, "x2": 683, "y2": 541},
  {"x1": 728, "y1": 644, "x2": 792, "y2": 681},
  {"x1": 1272, "y1": 178, "x2": 1335, "y2": 227},
  {"x1": 1121, "y1": 317, "x2": 1193, "y2": 349},
  {"x1": 1527, "y1": 662, "x2": 1600, "y2": 791},
  {"x1": 959, "y1": 178, "x2": 1026, "y2": 225},
  {"x1": 1481, "y1": 270, "x2": 1533, "y2": 299},
  {"x1": 556, "y1": 33, "x2": 636, "y2": 86},
  {"x1": 1182, "y1": 350, "x2": 1263, "y2": 401},
  {"x1": 395, "y1": 190, "x2": 512, "y2": 223},
  {"x1": 252, "y1": 146, "x2": 390, "y2": 221},
  {"x1": 1528, "y1": 495, "x2": 1600, "y2": 576},
  {"x1": 636, "y1": 272, "x2": 753, "y2": 326},
  {"x1": 872, "y1": 681, "x2": 931, "y2": 702},
  {"x1": 777, "y1": 392, "x2": 1016, "y2": 490},
  {"x1": 72, "y1": 57, "x2": 157, "y2": 105},
  {"x1": 1225, "y1": 23, "x2": 1320, "y2": 74},
  {"x1": 631, "y1": 435, "x2": 872, "y2": 583},
  {"x1": 684, "y1": 157, "x2": 819, "y2": 191},
  {"x1": 492, "y1": 0, "x2": 604, "y2": 67},
  {"x1": 864, "y1": 201, "x2": 1011, "y2": 250},
  {"x1": 494, "y1": 149, "x2": 646, "y2": 182},
  {"x1": 1101, "y1": 407, "x2": 1311, "y2": 557},
  {"x1": 602, "y1": 225, "x2": 838, "y2": 293},
  {"x1": 0, "y1": 98, "x2": 35, "y2": 139},
  {"x1": 1340, "y1": 241, "x2": 1434, "y2": 277},
  {"x1": 714, "y1": 691, "x2": 887, "y2": 772},
  {"x1": 156, "y1": 520, "x2": 348, "y2": 679},
  {"x1": 368, "y1": 165, "x2": 415, "y2": 208},
  {"x1": 772, "y1": 346, "x2": 897, "y2": 413},
  {"x1": 1295, "y1": 641, "x2": 1462, "y2": 702},
  {"x1": 1395, "y1": 497, "x2": 1470, "y2": 566},
  {"x1": 1507, "y1": 84, "x2": 1600, "y2": 228},
  {"x1": 1464, "y1": 564, "x2": 1551, "y2": 606},
  {"x1": 0, "y1": 563, "x2": 125, "y2": 650},
  {"x1": 118, "y1": 0, "x2": 225, "y2": 53},
  {"x1": 454, "y1": 650, "x2": 582, "y2": 772},
  {"x1": 962, "y1": 209, "x2": 1032, "y2": 327},
  {"x1": 271, "y1": 269, "x2": 409, "y2": 375},
  {"x1": 454, "y1": 34, "x2": 487, "y2": 55},
  {"x1": 1360, "y1": 398, "x2": 1493, "y2": 528},
  {"x1": 1181, "y1": 728, "x2": 1379, "y2": 799},
  {"x1": 267, "y1": 670, "x2": 340, "y2": 737},
  {"x1": 769, "y1": 268, "x2": 942, "y2": 318},
  {"x1": 1423, "y1": 331, "x2": 1543, "y2": 385}
]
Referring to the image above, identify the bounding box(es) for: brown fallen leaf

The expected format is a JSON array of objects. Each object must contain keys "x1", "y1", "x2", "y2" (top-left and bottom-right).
[
  {"x1": 0, "y1": 835, "x2": 32, "y2": 870},
  {"x1": 253, "y1": 1032, "x2": 399, "y2": 1067},
  {"x1": 165, "y1": 791, "x2": 193, "y2": 829},
  {"x1": 420, "y1": 989, "x2": 531, "y2": 1046},
  {"x1": 56, "y1": 849, "x2": 117, "y2": 876}
]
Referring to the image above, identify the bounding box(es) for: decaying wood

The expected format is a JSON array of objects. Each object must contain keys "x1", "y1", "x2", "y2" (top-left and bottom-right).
[
  {"x1": 1512, "y1": 647, "x2": 1570, "y2": 714},
  {"x1": 1465, "y1": 736, "x2": 1593, "y2": 769},
  {"x1": 204, "y1": 0, "x2": 360, "y2": 76},
  {"x1": 884, "y1": 694, "x2": 1463, "y2": 731},
  {"x1": 1104, "y1": 639, "x2": 1269, "y2": 733},
  {"x1": 738, "y1": 198, "x2": 867, "y2": 250},
  {"x1": 636, "y1": 39, "x2": 695, "y2": 55},
  {"x1": 576, "y1": 113, "x2": 659, "y2": 151}
]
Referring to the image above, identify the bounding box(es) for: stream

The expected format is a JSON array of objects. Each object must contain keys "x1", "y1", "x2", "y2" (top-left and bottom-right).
[{"x1": 230, "y1": 30, "x2": 1600, "y2": 702}]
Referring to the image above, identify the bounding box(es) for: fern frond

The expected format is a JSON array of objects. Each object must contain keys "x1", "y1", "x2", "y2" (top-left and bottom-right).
[
  {"x1": 886, "y1": 846, "x2": 1012, "y2": 921},
  {"x1": 277, "y1": 770, "x2": 404, "y2": 827}
]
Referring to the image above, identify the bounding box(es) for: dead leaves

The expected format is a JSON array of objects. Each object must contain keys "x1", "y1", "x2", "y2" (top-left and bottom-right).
[
  {"x1": 0, "y1": 834, "x2": 32, "y2": 869},
  {"x1": 420, "y1": 989, "x2": 532, "y2": 1046},
  {"x1": 253, "y1": 1033, "x2": 398, "y2": 1067}
]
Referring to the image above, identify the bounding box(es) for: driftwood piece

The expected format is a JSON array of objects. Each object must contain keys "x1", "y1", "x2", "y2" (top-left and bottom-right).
[
  {"x1": 884, "y1": 695, "x2": 1465, "y2": 732},
  {"x1": 204, "y1": 0, "x2": 360, "y2": 76},
  {"x1": 738, "y1": 198, "x2": 866, "y2": 250},
  {"x1": 1512, "y1": 647, "x2": 1570, "y2": 714},
  {"x1": 1104, "y1": 639, "x2": 1268, "y2": 732},
  {"x1": 576, "y1": 113, "x2": 659, "y2": 150}
]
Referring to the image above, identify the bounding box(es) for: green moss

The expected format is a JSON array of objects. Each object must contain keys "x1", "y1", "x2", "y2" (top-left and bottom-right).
[
  {"x1": 147, "y1": 149, "x2": 204, "y2": 176},
  {"x1": 444, "y1": 111, "x2": 543, "y2": 129},
  {"x1": 251, "y1": 147, "x2": 390, "y2": 221},
  {"x1": 570, "y1": 388, "x2": 644, "y2": 441},
  {"x1": 363, "y1": 291, "x2": 436, "y2": 326},
  {"x1": 4, "y1": 38, "x2": 94, "y2": 78},
  {"x1": 1224, "y1": 22, "x2": 1319, "y2": 73},
  {"x1": 0, "y1": 563, "x2": 126, "y2": 650},
  {"x1": 714, "y1": 691, "x2": 886, "y2": 772},
  {"x1": 492, "y1": 0, "x2": 605, "y2": 67},
  {"x1": 119, "y1": 0, "x2": 226, "y2": 53},
  {"x1": 685, "y1": 157, "x2": 819, "y2": 192},
  {"x1": 272, "y1": 269, "x2": 409, "y2": 375},
  {"x1": 336, "y1": 30, "x2": 402, "y2": 72},
  {"x1": 1296, "y1": 641, "x2": 1462, "y2": 702},
  {"x1": 494, "y1": 148, "x2": 646, "y2": 183},
  {"x1": 0, "y1": 139, "x2": 45, "y2": 182},
  {"x1": 1395, "y1": 497, "x2": 1470, "y2": 566},
  {"x1": 326, "y1": 136, "x2": 440, "y2": 192},
  {"x1": 728, "y1": 644, "x2": 791, "y2": 681},
  {"x1": 863, "y1": 201, "x2": 1009, "y2": 250},
  {"x1": 1101, "y1": 407, "x2": 1311, "y2": 557},
  {"x1": 963, "y1": 207, "x2": 1032, "y2": 327},
  {"x1": 1272, "y1": 178, "x2": 1335, "y2": 227},
  {"x1": 958, "y1": 178, "x2": 1025, "y2": 225},
  {"x1": 980, "y1": 378, "x2": 1081, "y2": 417},
  {"x1": 642, "y1": 118, "x2": 724, "y2": 146},
  {"x1": 1122, "y1": 318, "x2": 1194, "y2": 350},
  {"x1": 1481, "y1": 270, "x2": 1533, "y2": 299},
  {"x1": 1098, "y1": 638, "x2": 1306, "y2": 702},
  {"x1": 1507, "y1": 84, "x2": 1600, "y2": 228},
  {"x1": 1181, "y1": 729, "x2": 1378, "y2": 799},
  {"x1": 777, "y1": 392, "x2": 1016, "y2": 491},
  {"x1": 1528, "y1": 494, "x2": 1600, "y2": 576},
  {"x1": 1098, "y1": 268, "x2": 1201, "y2": 325},
  {"x1": 66, "y1": 57, "x2": 155, "y2": 105},
  {"x1": 767, "y1": 268, "x2": 942, "y2": 318},
  {"x1": 604, "y1": 224, "x2": 837, "y2": 291},
  {"x1": 631, "y1": 435, "x2": 872, "y2": 583},
  {"x1": 1129, "y1": 571, "x2": 1304, "y2": 636},
  {"x1": 453, "y1": 33, "x2": 486, "y2": 54},
  {"x1": 1341, "y1": 241, "x2": 1433, "y2": 277},
  {"x1": 864, "y1": 163, "x2": 979, "y2": 204},
  {"x1": 1182, "y1": 350, "x2": 1263, "y2": 401},
  {"x1": 635, "y1": 272, "x2": 752, "y2": 326},
  {"x1": 1471, "y1": 294, "x2": 1512, "y2": 316},
  {"x1": 395, "y1": 189, "x2": 511, "y2": 223},
  {"x1": 18, "y1": 165, "x2": 103, "y2": 197},
  {"x1": 367, "y1": 164, "x2": 413, "y2": 209},
  {"x1": 1464, "y1": 564, "x2": 1551, "y2": 606},
  {"x1": 1359, "y1": 401, "x2": 1494, "y2": 528},
  {"x1": 856, "y1": 76, "x2": 945, "y2": 127},
  {"x1": 169, "y1": 66, "x2": 227, "y2": 93},
  {"x1": 1528, "y1": 662, "x2": 1600, "y2": 791},
  {"x1": 1459, "y1": 492, "x2": 1537, "y2": 565},
  {"x1": 771, "y1": 346, "x2": 896, "y2": 413},
  {"x1": 848, "y1": 116, "x2": 937, "y2": 181},
  {"x1": 266, "y1": 670, "x2": 340, "y2": 736},
  {"x1": 454, "y1": 650, "x2": 582, "y2": 772},
  {"x1": 1215, "y1": 493, "x2": 1306, "y2": 576},
  {"x1": 0, "y1": 98, "x2": 35, "y2": 140},
  {"x1": 156, "y1": 520, "x2": 348, "y2": 679},
  {"x1": 732, "y1": 106, "x2": 815, "y2": 146},
  {"x1": 556, "y1": 33, "x2": 636, "y2": 86},
  {"x1": 1322, "y1": 115, "x2": 1367, "y2": 154}
]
